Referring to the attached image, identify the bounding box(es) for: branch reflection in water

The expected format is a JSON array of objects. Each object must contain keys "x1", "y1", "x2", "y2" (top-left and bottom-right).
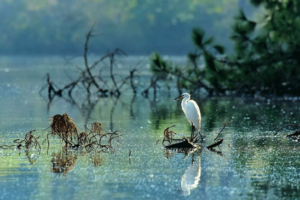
[
  {"x1": 89, "y1": 152, "x2": 102, "y2": 167},
  {"x1": 51, "y1": 149, "x2": 77, "y2": 175},
  {"x1": 25, "y1": 150, "x2": 40, "y2": 165}
]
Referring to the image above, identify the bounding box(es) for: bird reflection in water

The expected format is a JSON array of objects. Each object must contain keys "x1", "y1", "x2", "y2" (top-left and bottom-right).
[{"x1": 181, "y1": 155, "x2": 201, "y2": 196}]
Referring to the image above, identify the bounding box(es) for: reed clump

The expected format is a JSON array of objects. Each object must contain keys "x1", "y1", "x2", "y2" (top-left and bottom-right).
[
  {"x1": 88, "y1": 122, "x2": 103, "y2": 135},
  {"x1": 0, "y1": 112, "x2": 120, "y2": 172},
  {"x1": 46, "y1": 113, "x2": 120, "y2": 151},
  {"x1": 49, "y1": 113, "x2": 79, "y2": 146}
]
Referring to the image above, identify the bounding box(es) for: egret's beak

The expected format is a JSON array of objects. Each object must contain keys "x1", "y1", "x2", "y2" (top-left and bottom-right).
[{"x1": 174, "y1": 94, "x2": 184, "y2": 101}]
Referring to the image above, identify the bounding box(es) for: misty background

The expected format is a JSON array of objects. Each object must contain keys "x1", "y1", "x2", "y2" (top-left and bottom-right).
[{"x1": 0, "y1": 0, "x2": 253, "y2": 55}]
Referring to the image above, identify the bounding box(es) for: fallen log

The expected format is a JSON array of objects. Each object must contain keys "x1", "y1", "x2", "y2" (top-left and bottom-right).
[{"x1": 164, "y1": 138, "x2": 196, "y2": 149}]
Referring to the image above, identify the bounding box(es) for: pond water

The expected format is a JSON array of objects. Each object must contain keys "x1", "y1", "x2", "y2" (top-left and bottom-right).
[{"x1": 1, "y1": 56, "x2": 300, "y2": 199}]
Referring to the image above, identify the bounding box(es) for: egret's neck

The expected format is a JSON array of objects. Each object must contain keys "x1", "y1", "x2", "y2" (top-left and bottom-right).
[{"x1": 182, "y1": 96, "x2": 190, "y2": 106}]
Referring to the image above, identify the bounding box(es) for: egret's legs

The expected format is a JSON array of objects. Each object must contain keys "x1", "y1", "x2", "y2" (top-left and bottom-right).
[{"x1": 191, "y1": 125, "x2": 195, "y2": 139}]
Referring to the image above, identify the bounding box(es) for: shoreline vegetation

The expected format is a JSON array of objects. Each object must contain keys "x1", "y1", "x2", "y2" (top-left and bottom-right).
[
  {"x1": 39, "y1": 0, "x2": 300, "y2": 100},
  {"x1": 150, "y1": 0, "x2": 300, "y2": 97}
]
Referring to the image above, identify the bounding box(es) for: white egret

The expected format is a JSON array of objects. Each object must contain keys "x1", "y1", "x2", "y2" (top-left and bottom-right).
[{"x1": 174, "y1": 93, "x2": 201, "y2": 138}]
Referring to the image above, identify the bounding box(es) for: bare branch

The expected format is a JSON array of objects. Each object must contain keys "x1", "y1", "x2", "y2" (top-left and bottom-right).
[
  {"x1": 214, "y1": 122, "x2": 230, "y2": 141},
  {"x1": 84, "y1": 27, "x2": 100, "y2": 91},
  {"x1": 275, "y1": 124, "x2": 300, "y2": 136}
]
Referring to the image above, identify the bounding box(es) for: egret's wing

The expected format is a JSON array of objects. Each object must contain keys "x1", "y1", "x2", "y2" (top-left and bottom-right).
[
  {"x1": 182, "y1": 104, "x2": 192, "y2": 125},
  {"x1": 185, "y1": 100, "x2": 201, "y2": 130}
]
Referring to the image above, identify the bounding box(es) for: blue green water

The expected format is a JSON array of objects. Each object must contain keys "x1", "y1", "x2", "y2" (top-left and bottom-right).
[{"x1": 0, "y1": 56, "x2": 300, "y2": 199}]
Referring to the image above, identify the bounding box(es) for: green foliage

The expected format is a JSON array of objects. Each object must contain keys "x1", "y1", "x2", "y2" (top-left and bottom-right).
[
  {"x1": 150, "y1": 0, "x2": 300, "y2": 96},
  {"x1": 250, "y1": 0, "x2": 263, "y2": 7},
  {"x1": 149, "y1": 52, "x2": 174, "y2": 82},
  {"x1": 150, "y1": 27, "x2": 226, "y2": 94},
  {"x1": 192, "y1": 28, "x2": 205, "y2": 49},
  {"x1": 234, "y1": 9, "x2": 247, "y2": 21},
  {"x1": 150, "y1": 52, "x2": 171, "y2": 73},
  {"x1": 228, "y1": 0, "x2": 300, "y2": 95},
  {"x1": 213, "y1": 45, "x2": 225, "y2": 54}
]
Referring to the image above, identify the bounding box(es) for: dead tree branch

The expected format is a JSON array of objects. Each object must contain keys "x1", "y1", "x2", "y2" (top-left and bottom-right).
[
  {"x1": 207, "y1": 139, "x2": 224, "y2": 149},
  {"x1": 84, "y1": 27, "x2": 101, "y2": 92},
  {"x1": 274, "y1": 124, "x2": 300, "y2": 136},
  {"x1": 214, "y1": 122, "x2": 230, "y2": 141},
  {"x1": 41, "y1": 27, "x2": 138, "y2": 101}
]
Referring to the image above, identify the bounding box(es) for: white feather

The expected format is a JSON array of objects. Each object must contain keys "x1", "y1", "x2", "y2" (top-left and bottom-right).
[{"x1": 180, "y1": 93, "x2": 201, "y2": 131}]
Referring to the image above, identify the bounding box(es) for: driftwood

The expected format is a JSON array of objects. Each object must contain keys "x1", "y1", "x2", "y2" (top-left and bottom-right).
[
  {"x1": 162, "y1": 125, "x2": 194, "y2": 148},
  {"x1": 207, "y1": 139, "x2": 224, "y2": 149},
  {"x1": 274, "y1": 124, "x2": 300, "y2": 142},
  {"x1": 286, "y1": 130, "x2": 300, "y2": 138},
  {"x1": 274, "y1": 124, "x2": 300, "y2": 136},
  {"x1": 162, "y1": 122, "x2": 228, "y2": 152},
  {"x1": 164, "y1": 137, "x2": 196, "y2": 149}
]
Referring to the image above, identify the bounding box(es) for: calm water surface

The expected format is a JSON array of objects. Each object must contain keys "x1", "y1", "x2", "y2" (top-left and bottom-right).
[{"x1": 0, "y1": 56, "x2": 300, "y2": 199}]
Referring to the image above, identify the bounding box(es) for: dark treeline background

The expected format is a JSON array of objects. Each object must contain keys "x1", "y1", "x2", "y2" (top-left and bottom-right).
[{"x1": 0, "y1": 0, "x2": 252, "y2": 55}]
